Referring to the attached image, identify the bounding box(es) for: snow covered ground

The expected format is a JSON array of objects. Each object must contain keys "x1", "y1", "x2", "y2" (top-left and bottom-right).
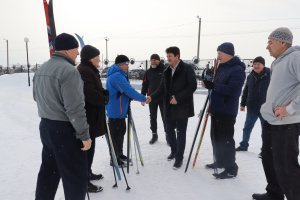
[{"x1": 0, "y1": 73, "x2": 274, "y2": 200}]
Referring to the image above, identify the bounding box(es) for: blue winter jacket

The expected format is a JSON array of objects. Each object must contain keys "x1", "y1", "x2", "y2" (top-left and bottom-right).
[
  {"x1": 210, "y1": 56, "x2": 246, "y2": 116},
  {"x1": 240, "y1": 68, "x2": 270, "y2": 115},
  {"x1": 105, "y1": 64, "x2": 146, "y2": 119}
]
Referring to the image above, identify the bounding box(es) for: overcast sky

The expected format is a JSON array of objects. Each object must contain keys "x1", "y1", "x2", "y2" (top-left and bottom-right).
[{"x1": 0, "y1": 0, "x2": 299, "y2": 68}]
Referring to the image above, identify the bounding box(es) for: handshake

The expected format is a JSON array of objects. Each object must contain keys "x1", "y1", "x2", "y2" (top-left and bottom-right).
[{"x1": 141, "y1": 96, "x2": 152, "y2": 106}]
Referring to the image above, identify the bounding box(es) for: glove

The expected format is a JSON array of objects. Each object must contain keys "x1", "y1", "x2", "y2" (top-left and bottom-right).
[
  {"x1": 203, "y1": 80, "x2": 214, "y2": 90},
  {"x1": 103, "y1": 90, "x2": 109, "y2": 105},
  {"x1": 103, "y1": 89, "x2": 109, "y2": 96}
]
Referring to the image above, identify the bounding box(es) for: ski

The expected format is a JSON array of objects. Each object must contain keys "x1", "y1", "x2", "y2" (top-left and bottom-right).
[
  {"x1": 43, "y1": 0, "x2": 56, "y2": 57},
  {"x1": 127, "y1": 102, "x2": 132, "y2": 174}
]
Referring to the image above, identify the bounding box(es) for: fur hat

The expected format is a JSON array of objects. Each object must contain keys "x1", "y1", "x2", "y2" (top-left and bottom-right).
[
  {"x1": 54, "y1": 33, "x2": 79, "y2": 51},
  {"x1": 217, "y1": 42, "x2": 235, "y2": 56},
  {"x1": 268, "y1": 27, "x2": 293, "y2": 45},
  {"x1": 80, "y1": 45, "x2": 100, "y2": 60}
]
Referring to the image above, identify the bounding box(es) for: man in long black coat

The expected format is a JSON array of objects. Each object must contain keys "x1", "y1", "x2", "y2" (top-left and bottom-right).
[{"x1": 147, "y1": 46, "x2": 197, "y2": 169}]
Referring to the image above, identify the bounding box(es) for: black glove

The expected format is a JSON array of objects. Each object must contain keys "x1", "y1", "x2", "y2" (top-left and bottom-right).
[
  {"x1": 203, "y1": 80, "x2": 214, "y2": 90},
  {"x1": 103, "y1": 90, "x2": 109, "y2": 105},
  {"x1": 103, "y1": 89, "x2": 109, "y2": 96}
]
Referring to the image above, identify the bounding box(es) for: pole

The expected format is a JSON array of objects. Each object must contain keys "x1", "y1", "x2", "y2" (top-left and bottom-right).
[
  {"x1": 3, "y1": 39, "x2": 9, "y2": 74},
  {"x1": 196, "y1": 16, "x2": 201, "y2": 62},
  {"x1": 105, "y1": 37, "x2": 109, "y2": 66},
  {"x1": 25, "y1": 38, "x2": 30, "y2": 86}
]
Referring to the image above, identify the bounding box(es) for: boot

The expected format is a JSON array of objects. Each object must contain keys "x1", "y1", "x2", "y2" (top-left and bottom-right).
[
  {"x1": 88, "y1": 182, "x2": 103, "y2": 193},
  {"x1": 90, "y1": 173, "x2": 104, "y2": 181},
  {"x1": 149, "y1": 133, "x2": 158, "y2": 144}
]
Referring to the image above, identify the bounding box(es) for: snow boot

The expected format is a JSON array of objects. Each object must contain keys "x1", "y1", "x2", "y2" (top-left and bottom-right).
[
  {"x1": 252, "y1": 193, "x2": 284, "y2": 200},
  {"x1": 167, "y1": 153, "x2": 175, "y2": 161},
  {"x1": 149, "y1": 133, "x2": 158, "y2": 144},
  {"x1": 88, "y1": 182, "x2": 103, "y2": 193},
  {"x1": 205, "y1": 162, "x2": 224, "y2": 169},
  {"x1": 235, "y1": 146, "x2": 248, "y2": 151},
  {"x1": 173, "y1": 160, "x2": 183, "y2": 170},
  {"x1": 90, "y1": 173, "x2": 104, "y2": 181},
  {"x1": 213, "y1": 170, "x2": 237, "y2": 179}
]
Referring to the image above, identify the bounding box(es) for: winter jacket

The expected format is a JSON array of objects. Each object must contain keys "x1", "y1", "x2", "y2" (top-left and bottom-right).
[
  {"x1": 33, "y1": 52, "x2": 90, "y2": 141},
  {"x1": 77, "y1": 60, "x2": 108, "y2": 139},
  {"x1": 141, "y1": 62, "x2": 166, "y2": 103},
  {"x1": 105, "y1": 64, "x2": 146, "y2": 119},
  {"x1": 151, "y1": 60, "x2": 197, "y2": 120},
  {"x1": 240, "y1": 67, "x2": 270, "y2": 115},
  {"x1": 210, "y1": 56, "x2": 246, "y2": 116},
  {"x1": 261, "y1": 46, "x2": 300, "y2": 125}
]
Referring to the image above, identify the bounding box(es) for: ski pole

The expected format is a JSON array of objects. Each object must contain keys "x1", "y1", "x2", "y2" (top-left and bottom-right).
[
  {"x1": 192, "y1": 108, "x2": 210, "y2": 168},
  {"x1": 133, "y1": 136, "x2": 140, "y2": 174},
  {"x1": 119, "y1": 163, "x2": 131, "y2": 191},
  {"x1": 106, "y1": 134, "x2": 118, "y2": 188},
  {"x1": 184, "y1": 95, "x2": 209, "y2": 173}
]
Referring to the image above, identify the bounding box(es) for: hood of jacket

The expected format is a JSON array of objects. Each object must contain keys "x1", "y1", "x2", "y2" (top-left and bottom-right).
[{"x1": 107, "y1": 64, "x2": 128, "y2": 78}]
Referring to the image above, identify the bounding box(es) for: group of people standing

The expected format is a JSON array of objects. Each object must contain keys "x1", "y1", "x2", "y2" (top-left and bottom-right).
[{"x1": 32, "y1": 27, "x2": 300, "y2": 200}]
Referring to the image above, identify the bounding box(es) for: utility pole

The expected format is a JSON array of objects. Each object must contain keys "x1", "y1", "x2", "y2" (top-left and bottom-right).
[
  {"x1": 196, "y1": 16, "x2": 201, "y2": 63},
  {"x1": 3, "y1": 38, "x2": 9, "y2": 74},
  {"x1": 104, "y1": 37, "x2": 109, "y2": 66},
  {"x1": 24, "y1": 37, "x2": 30, "y2": 86}
]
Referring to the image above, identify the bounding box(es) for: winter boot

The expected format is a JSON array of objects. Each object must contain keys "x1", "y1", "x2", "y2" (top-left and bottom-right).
[
  {"x1": 205, "y1": 162, "x2": 224, "y2": 169},
  {"x1": 252, "y1": 193, "x2": 284, "y2": 200},
  {"x1": 167, "y1": 153, "x2": 175, "y2": 161},
  {"x1": 235, "y1": 146, "x2": 248, "y2": 151},
  {"x1": 119, "y1": 154, "x2": 133, "y2": 166},
  {"x1": 173, "y1": 160, "x2": 183, "y2": 170},
  {"x1": 213, "y1": 170, "x2": 237, "y2": 179},
  {"x1": 149, "y1": 133, "x2": 158, "y2": 144},
  {"x1": 88, "y1": 182, "x2": 103, "y2": 193},
  {"x1": 90, "y1": 173, "x2": 104, "y2": 181}
]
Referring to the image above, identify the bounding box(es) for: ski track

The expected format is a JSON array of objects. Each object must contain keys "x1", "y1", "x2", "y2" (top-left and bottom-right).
[{"x1": 1, "y1": 73, "x2": 292, "y2": 200}]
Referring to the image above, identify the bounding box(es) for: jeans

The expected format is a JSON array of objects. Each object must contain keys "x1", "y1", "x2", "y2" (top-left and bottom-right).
[
  {"x1": 165, "y1": 119, "x2": 188, "y2": 161},
  {"x1": 239, "y1": 112, "x2": 265, "y2": 149}
]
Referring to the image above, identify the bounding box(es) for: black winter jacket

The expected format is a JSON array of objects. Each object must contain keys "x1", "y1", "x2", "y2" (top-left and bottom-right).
[
  {"x1": 141, "y1": 62, "x2": 165, "y2": 103},
  {"x1": 77, "y1": 61, "x2": 108, "y2": 139},
  {"x1": 151, "y1": 60, "x2": 197, "y2": 120},
  {"x1": 240, "y1": 67, "x2": 270, "y2": 115}
]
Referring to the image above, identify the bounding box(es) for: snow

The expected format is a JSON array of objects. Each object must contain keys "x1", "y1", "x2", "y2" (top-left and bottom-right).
[{"x1": 0, "y1": 73, "x2": 271, "y2": 200}]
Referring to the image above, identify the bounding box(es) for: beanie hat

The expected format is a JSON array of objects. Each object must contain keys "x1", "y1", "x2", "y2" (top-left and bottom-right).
[
  {"x1": 54, "y1": 33, "x2": 79, "y2": 51},
  {"x1": 80, "y1": 45, "x2": 100, "y2": 60},
  {"x1": 115, "y1": 55, "x2": 129, "y2": 66},
  {"x1": 268, "y1": 27, "x2": 293, "y2": 45},
  {"x1": 150, "y1": 54, "x2": 160, "y2": 61},
  {"x1": 217, "y1": 42, "x2": 235, "y2": 56},
  {"x1": 253, "y1": 56, "x2": 265, "y2": 66}
]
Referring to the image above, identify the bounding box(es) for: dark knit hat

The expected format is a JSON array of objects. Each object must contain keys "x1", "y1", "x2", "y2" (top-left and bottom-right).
[
  {"x1": 80, "y1": 45, "x2": 100, "y2": 60},
  {"x1": 268, "y1": 27, "x2": 293, "y2": 45},
  {"x1": 217, "y1": 42, "x2": 235, "y2": 56},
  {"x1": 253, "y1": 56, "x2": 265, "y2": 66},
  {"x1": 54, "y1": 33, "x2": 79, "y2": 51},
  {"x1": 115, "y1": 55, "x2": 130, "y2": 65},
  {"x1": 150, "y1": 54, "x2": 160, "y2": 61}
]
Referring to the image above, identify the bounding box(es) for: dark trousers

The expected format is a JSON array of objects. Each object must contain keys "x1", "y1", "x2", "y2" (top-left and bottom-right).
[
  {"x1": 108, "y1": 118, "x2": 126, "y2": 157},
  {"x1": 35, "y1": 118, "x2": 88, "y2": 200},
  {"x1": 166, "y1": 119, "x2": 188, "y2": 161},
  {"x1": 87, "y1": 137, "x2": 96, "y2": 178},
  {"x1": 149, "y1": 100, "x2": 166, "y2": 133},
  {"x1": 210, "y1": 114, "x2": 238, "y2": 174},
  {"x1": 262, "y1": 122, "x2": 300, "y2": 200}
]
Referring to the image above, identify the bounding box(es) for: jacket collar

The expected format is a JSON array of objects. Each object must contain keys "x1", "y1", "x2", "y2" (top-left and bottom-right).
[{"x1": 52, "y1": 52, "x2": 76, "y2": 66}]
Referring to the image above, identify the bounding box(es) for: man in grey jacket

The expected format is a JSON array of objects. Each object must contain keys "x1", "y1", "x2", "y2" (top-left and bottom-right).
[
  {"x1": 252, "y1": 28, "x2": 300, "y2": 200},
  {"x1": 33, "y1": 33, "x2": 91, "y2": 200}
]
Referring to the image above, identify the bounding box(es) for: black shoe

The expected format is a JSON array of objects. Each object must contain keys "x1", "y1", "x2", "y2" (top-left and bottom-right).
[
  {"x1": 252, "y1": 193, "x2": 283, "y2": 200},
  {"x1": 110, "y1": 158, "x2": 127, "y2": 168},
  {"x1": 213, "y1": 170, "x2": 237, "y2": 179},
  {"x1": 173, "y1": 160, "x2": 183, "y2": 170},
  {"x1": 167, "y1": 153, "x2": 175, "y2": 161},
  {"x1": 205, "y1": 162, "x2": 224, "y2": 169},
  {"x1": 90, "y1": 173, "x2": 104, "y2": 181},
  {"x1": 258, "y1": 152, "x2": 262, "y2": 158},
  {"x1": 149, "y1": 134, "x2": 158, "y2": 144},
  {"x1": 88, "y1": 182, "x2": 103, "y2": 193},
  {"x1": 118, "y1": 154, "x2": 133, "y2": 165},
  {"x1": 235, "y1": 146, "x2": 248, "y2": 151}
]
